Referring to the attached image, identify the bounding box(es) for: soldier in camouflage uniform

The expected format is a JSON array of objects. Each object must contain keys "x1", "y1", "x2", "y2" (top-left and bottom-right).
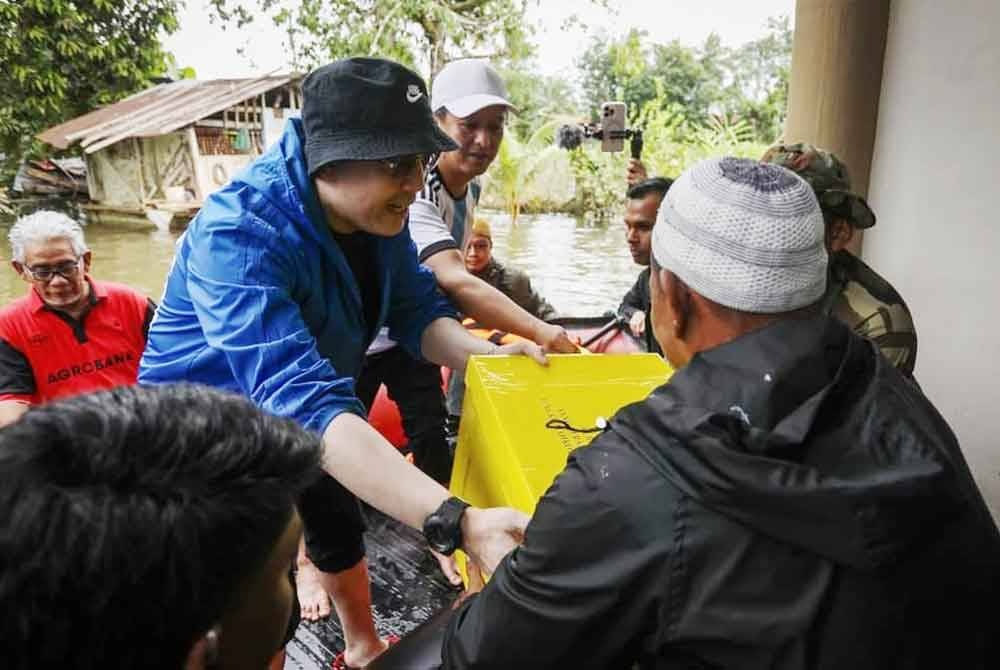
[{"x1": 762, "y1": 143, "x2": 917, "y2": 375}]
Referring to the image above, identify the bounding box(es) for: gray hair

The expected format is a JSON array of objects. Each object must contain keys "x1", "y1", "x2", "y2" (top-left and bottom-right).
[{"x1": 8, "y1": 211, "x2": 88, "y2": 263}]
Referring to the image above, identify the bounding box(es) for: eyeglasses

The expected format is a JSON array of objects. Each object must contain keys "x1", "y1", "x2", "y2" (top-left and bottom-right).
[
  {"x1": 377, "y1": 153, "x2": 438, "y2": 179},
  {"x1": 23, "y1": 259, "x2": 82, "y2": 282},
  {"x1": 468, "y1": 240, "x2": 490, "y2": 252}
]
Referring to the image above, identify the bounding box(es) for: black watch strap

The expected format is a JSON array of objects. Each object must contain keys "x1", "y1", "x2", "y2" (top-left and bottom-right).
[{"x1": 422, "y1": 496, "x2": 470, "y2": 556}]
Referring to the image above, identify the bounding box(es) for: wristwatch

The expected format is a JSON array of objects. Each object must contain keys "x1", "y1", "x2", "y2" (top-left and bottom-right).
[{"x1": 422, "y1": 496, "x2": 470, "y2": 556}]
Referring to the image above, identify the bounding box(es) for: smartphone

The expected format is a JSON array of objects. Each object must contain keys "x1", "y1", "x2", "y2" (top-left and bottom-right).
[{"x1": 601, "y1": 101, "x2": 626, "y2": 152}]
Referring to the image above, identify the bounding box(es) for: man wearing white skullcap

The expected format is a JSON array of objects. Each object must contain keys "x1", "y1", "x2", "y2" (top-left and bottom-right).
[{"x1": 430, "y1": 157, "x2": 1000, "y2": 670}]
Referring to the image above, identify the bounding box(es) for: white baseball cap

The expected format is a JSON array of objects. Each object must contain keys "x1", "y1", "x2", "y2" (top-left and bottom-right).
[{"x1": 431, "y1": 59, "x2": 516, "y2": 118}]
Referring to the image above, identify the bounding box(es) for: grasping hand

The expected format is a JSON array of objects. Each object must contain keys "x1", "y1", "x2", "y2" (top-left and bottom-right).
[
  {"x1": 629, "y1": 310, "x2": 646, "y2": 337},
  {"x1": 460, "y1": 506, "x2": 529, "y2": 574}
]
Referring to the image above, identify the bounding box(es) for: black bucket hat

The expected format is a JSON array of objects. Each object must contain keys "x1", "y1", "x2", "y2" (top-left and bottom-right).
[{"x1": 302, "y1": 57, "x2": 459, "y2": 175}]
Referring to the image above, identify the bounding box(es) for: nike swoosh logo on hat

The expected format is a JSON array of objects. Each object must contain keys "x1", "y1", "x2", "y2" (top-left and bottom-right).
[{"x1": 406, "y1": 84, "x2": 423, "y2": 103}]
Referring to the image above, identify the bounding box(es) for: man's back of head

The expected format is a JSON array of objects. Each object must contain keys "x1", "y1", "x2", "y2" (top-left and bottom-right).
[
  {"x1": 647, "y1": 156, "x2": 828, "y2": 366},
  {"x1": 0, "y1": 384, "x2": 320, "y2": 670},
  {"x1": 640, "y1": 157, "x2": 999, "y2": 667}
]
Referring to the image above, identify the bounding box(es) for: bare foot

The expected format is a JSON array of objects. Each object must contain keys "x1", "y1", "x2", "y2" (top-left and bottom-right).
[
  {"x1": 339, "y1": 635, "x2": 396, "y2": 669},
  {"x1": 295, "y1": 548, "x2": 331, "y2": 622}
]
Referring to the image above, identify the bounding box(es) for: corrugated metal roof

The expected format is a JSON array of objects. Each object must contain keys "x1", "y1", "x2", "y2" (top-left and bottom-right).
[{"x1": 37, "y1": 75, "x2": 300, "y2": 154}]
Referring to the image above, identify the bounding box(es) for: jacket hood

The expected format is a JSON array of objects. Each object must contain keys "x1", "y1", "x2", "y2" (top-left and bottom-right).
[
  {"x1": 612, "y1": 315, "x2": 970, "y2": 571},
  {"x1": 232, "y1": 117, "x2": 329, "y2": 246}
]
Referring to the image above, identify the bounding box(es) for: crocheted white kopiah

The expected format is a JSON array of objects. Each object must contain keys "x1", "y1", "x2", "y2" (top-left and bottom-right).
[{"x1": 651, "y1": 156, "x2": 827, "y2": 314}]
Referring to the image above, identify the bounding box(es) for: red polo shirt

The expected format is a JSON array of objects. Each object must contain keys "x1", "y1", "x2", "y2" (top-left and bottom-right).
[{"x1": 0, "y1": 278, "x2": 154, "y2": 404}]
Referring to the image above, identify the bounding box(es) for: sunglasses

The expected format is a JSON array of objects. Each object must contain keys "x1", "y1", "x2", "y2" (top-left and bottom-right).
[
  {"x1": 377, "y1": 153, "x2": 439, "y2": 179},
  {"x1": 23, "y1": 258, "x2": 82, "y2": 282}
]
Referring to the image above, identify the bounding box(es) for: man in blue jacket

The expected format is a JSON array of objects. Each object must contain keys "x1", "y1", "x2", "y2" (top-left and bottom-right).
[{"x1": 140, "y1": 58, "x2": 537, "y2": 669}]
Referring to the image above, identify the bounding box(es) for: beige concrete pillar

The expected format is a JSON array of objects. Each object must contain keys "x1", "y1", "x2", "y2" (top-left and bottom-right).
[{"x1": 784, "y1": 0, "x2": 891, "y2": 205}]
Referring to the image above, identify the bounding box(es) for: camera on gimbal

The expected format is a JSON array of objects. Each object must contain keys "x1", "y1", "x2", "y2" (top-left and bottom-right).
[{"x1": 556, "y1": 102, "x2": 644, "y2": 159}]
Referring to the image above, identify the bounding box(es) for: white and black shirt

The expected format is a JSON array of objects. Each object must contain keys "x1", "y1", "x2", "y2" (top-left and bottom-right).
[
  {"x1": 408, "y1": 166, "x2": 481, "y2": 261},
  {"x1": 367, "y1": 167, "x2": 481, "y2": 354}
]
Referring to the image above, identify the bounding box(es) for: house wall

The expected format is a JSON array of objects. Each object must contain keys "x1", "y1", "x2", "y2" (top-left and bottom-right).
[
  {"x1": 143, "y1": 133, "x2": 195, "y2": 201},
  {"x1": 86, "y1": 134, "x2": 196, "y2": 207},
  {"x1": 866, "y1": 0, "x2": 1000, "y2": 520},
  {"x1": 262, "y1": 107, "x2": 296, "y2": 151},
  {"x1": 87, "y1": 141, "x2": 145, "y2": 208},
  {"x1": 195, "y1": 154, "x2": 254, "y2": 201}
]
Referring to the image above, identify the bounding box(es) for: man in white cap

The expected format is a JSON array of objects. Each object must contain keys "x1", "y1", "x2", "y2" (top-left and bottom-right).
[
  {"x1": 356, "y1": 59, "x2": 573, "y2": 484},
  {"x1": 434, "y1": 157, "x2": 1000, "y2": 669}
]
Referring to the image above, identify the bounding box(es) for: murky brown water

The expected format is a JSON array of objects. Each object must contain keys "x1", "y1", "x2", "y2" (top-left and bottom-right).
[{"x1": 0, "y1": 211, "x2": 639, "y2": 315}]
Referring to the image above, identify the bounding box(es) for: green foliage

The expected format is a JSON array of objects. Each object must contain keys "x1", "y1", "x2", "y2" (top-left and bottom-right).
[
  {"x1": 577, "y1": 29, "x2": 654, "y2": 123},
  {"x1": 543, "y1": 14, "x2": 789, "y2": 219},
  {"x1": 0, "y1": 0, "x2": 181, "y2": 180},
  {"x1": 722, "y1": 16, "x2": 793, "y2": 142},
  {"x1": 498, "y1": 67, "x2": 579, "y2": 140},
  {"x1": 557, "y1": 115, "x2": 765, "y2": 222},
  {"x1": 634, "y1": 84, "x2": 767, "y2": 179},
  {"x1": 565, "y1": 145, "x2": 627, "y2": 223},
  {"x1": 208, "y1": 0, "x2": 536, "y2": 76},
  {"x1": 576, "y1": 17, "x2": 792, "y2": 143},
  {"x1": 497, "y1": 82, "x2": 768, "y2": 221},
  {"x1": 487, "y1": 119, "x2": 564, "y2": 223}
]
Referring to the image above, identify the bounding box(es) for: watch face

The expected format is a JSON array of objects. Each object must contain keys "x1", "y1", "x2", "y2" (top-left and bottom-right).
[{"x1": 425, "y1": 515, "x2": 458, "y2": 554}]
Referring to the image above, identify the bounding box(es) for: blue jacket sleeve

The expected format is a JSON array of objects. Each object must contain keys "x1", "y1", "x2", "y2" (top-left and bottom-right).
[
  {"x1": 186, "y1": 210, "x2": 364, "y2": 434},
  {"x1": 384, "y1": 228, "x2": 458, "y2": 361}
]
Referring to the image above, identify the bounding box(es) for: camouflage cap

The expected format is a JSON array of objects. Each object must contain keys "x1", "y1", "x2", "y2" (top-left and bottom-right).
[{"x1": 761, "y1": 142, "x2": 876, "y2": 229}]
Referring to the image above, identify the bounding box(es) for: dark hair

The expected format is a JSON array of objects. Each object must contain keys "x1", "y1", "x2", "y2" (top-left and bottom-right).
[
  {"x1": 0, "y1": 384, "x2": 321, "y2": 670},
  {"x1": 627, "y1": 176, "x2": 673, "y2": 201}
]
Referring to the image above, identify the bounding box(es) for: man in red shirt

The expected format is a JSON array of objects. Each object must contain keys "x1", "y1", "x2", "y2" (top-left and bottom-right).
[{"x1": 0, "y1": 210, "x2": 154, "y2": 426}]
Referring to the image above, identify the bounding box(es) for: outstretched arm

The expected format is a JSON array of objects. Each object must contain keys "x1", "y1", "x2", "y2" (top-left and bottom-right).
[
  {"x1": 321, "y1": 411, "x2": 528, "y2": 574},
  {"x1": 425, "y1": 249, "x2": 574, "y2": 353},
  {"x1": 420, "y1": 316, "x2": 546, "y2": 371}
]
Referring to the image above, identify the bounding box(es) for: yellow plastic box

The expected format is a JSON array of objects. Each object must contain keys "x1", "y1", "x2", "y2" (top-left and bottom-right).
[{"x1": 450, "y1": 353, "x2": 673, "y2": 516}]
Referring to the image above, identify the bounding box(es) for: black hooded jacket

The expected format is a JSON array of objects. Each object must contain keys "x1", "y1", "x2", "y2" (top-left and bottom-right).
[{"x1": 443, "y1": 316, "x2": 1000, "y2": 669}]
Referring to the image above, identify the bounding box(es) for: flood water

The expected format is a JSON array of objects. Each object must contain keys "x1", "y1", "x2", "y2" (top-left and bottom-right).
[{"x1": 0, "y1": 211, "x2": 640, "y2": 316}]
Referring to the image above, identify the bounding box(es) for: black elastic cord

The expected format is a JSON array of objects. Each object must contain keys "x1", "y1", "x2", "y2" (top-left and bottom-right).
[{"x1": 545, "y1": 418, "x2": 605, "y2": 434}]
